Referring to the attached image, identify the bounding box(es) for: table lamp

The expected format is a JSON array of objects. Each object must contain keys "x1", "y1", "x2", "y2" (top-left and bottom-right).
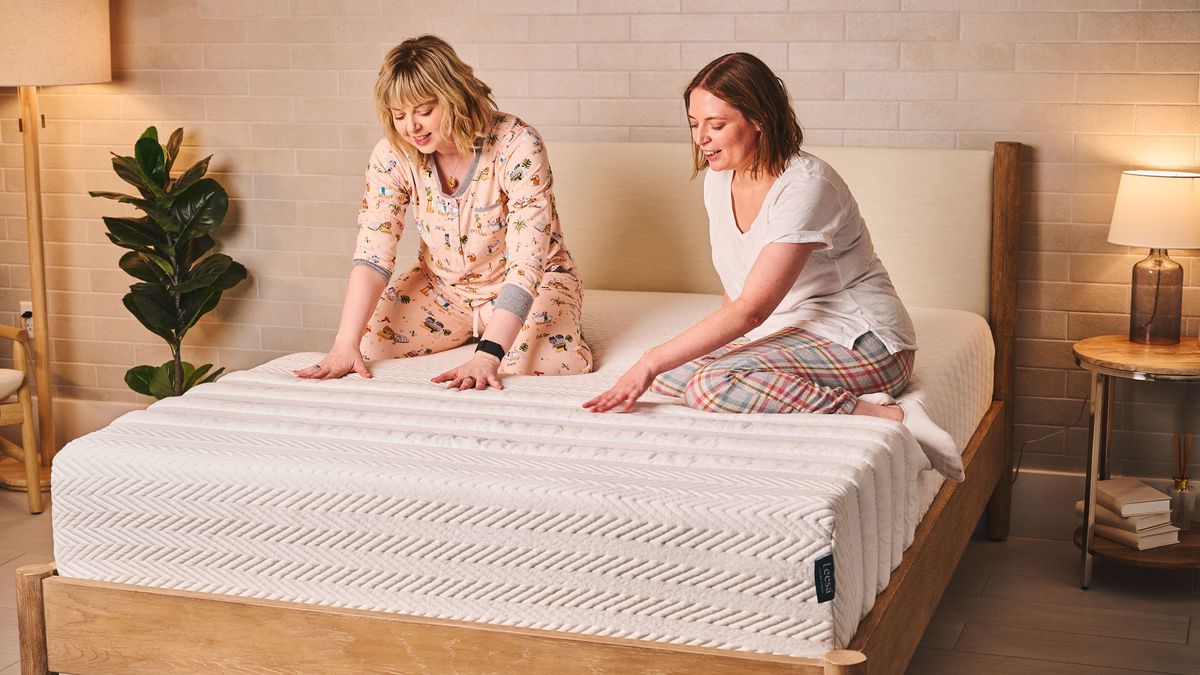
[
  {"x1": 0, "y1": 0, "x2": 111, "y2": 486},
  {"x1": 1107, "y1": 170, "x2": 1200, "y2": 345}
]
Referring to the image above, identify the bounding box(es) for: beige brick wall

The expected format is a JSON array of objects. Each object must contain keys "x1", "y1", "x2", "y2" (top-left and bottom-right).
[{"x1": 1, "y1": 1, "x2": 1198, "y2": 477}]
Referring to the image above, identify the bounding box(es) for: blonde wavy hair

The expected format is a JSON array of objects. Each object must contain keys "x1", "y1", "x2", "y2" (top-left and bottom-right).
[{"x1": 375, "y1": 35, "x2": 498, "y2": 157}]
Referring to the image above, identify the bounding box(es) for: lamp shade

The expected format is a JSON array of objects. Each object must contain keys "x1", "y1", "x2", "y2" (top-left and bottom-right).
[
  {"x1": 0, "y1": 0, "x2": 111, "y2": 86},
  {"x1": 1108, "y1": 170, "x2": 1200, "y2": 249}
]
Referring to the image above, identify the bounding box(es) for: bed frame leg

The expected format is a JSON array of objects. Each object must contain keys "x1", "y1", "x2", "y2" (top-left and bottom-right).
[
  {"x1": 823, "y1": 649, "x2": 867, "y2": 674},
  {"x1": 16, "y1": 563, "x2": 54, "y2": 675}
]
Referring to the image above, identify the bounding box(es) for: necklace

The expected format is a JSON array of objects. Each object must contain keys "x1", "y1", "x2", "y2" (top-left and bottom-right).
[{"x1": 439, "y1": 153, "x2": 464, "y2": 190}]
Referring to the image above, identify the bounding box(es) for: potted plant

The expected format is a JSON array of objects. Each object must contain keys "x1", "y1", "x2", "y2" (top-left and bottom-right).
[{"x1": 90, "y1": 127, "x2": 247, "y2": 399}]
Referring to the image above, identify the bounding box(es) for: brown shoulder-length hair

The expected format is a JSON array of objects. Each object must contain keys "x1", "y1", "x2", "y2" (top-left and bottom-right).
[
  {"x1": 375, "y1": 35, "x2": 498, "y2": 157},
  {"x1": 684, "y1": 53, "x2": 803, "y2": 178}
]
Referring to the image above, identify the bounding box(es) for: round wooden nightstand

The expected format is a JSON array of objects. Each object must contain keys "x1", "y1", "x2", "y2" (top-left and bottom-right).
[{"x1": 1072, "y1": 335, "x2": 1200, "y2": 589}]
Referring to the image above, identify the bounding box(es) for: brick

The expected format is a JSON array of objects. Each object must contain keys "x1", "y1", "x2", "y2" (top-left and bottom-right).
[
  {"x1": 687, "y1": 0, "x2": 786, "y2": 8},
  {"x1": 845, "y1": 12, "x2": 959, "y2": 41},
  {"x1": 160, "y1": 18, "x2": 247, "y2": 43},
  {"x1": 1016, "y1": 367, "x2": 1067, "y2": 397},
  {"x1": 530, "y1": 15, "x2": 630, "y2": 42},
  {"x1": 1019, "y1": 280, "x2": 1128, "y2": 313},
  {"x1": 797, "y1": 101, "x2": 898, "y2": 130},
  {"x1": 794, "y1": 42, "x2": 899, "y2": 70},
  {"x1": 262, "y1": 325, "x2": 336, "y2": 352},
  {"x1": 1016, "y1": 311, "x2": 1068, "y2": 340},
  {"x1": 1018, "y1": 0, "x2": 1135, "y2": 8},
  {"x1": 1135, "y1": 105, "x2": 1200, "y2": 134},
  {"x1": 1077, "y1": 74, "x2": 1199, "y2": 104},
  {"x1": 578, "y1": 0, "x2": 680, "y2": 11},
  {"x1": 333, "y1": 16, "x2": 415, "y2": 44},
  {"x1": 426, "y1": 16, "x2": 531, "y2": 43},
  {"x1": 206, "y1": 0, "x2": 289, "y2": 14},
  {"x1": 204, "y1": 44, "x2": 293, "y2": 70},
  {"x1": 681, "y1": 43, "x2": 789, "y2": 71},
  {"x1": 246, "y1": 17, "x2": 335, "y2": 43},
  {"x1": 1137, "y1": 43, "x2": 1200, "y2": 73},
  {"x1": 901, "y1": 102, "x2": 1135, "y2": 133},
  {"x1": 581, "y1": 99, "x2": 682, "y2": 126},
  {"x1": 580, "y1": 43, "x2": 681, "y2": 71},
  {"x1": 1020, "y1": 251, "x2": 1071, "y2": 282},
  {"x1": 629, "y1": 71, "x2": 690, "y2": 98},
  {"x1": 799, "y1": 0, "x2": 898, "y2": 8},
  {"x1": 1073, "y1": 133, "x2": 1197, "y2": 166},
  {"x1": 957, "y1": 132, "x2": 1075, "y2": 162},
  {"x1": 1072, "y1": 193, "x2": 1118, "y2": 225},
  {"x1": 1070, "y1": 253, "x2": 1136, "y2": 284},
  {"x1": 249, "y1": 70, "x2": 339, "y2": 97},
  {"x1": 1023, "y1": 192, "x2": 1072, "y2": 224},
  {"x1": 845, "y1": 72, "x2": 957, "y2": 101},
  {"x1": 962, "y1": 12, "x2": 1078, "y2": 42},
  {"x1": 538, "y1": 126, "x2": 632, "y2": 141},
  {"x1": 1080, "y1": 11, "x2": 1200, "y2": 42},
  {"x1": 294, "y1": 97, "x2": 376, "y2": 124},
  {"x1": 841, "y1": 130, "x2": 956, "y2": 148},
  {"x1": 1016, "y1": 43, "x2": 1137, "y2": 73},
  {"x1": 231, "y1": 199, "x2": 298, "y2": 227},
  {"x1": 531, "y1": 72, "x2": 630, "y2": 98},
  {"x1": 631, "y1": 14, "x2": 735, "y2": 41},
  {"x1": 251, "y1": 123, "x2": 342, "y2": 148},
  {"x1": 478, "y1": 44, "x2": 578, "y2": 70},
  {"x1": 734, "y1": 13, "x2": 844, "y2": 41},
  {"x1": 119, "y1": 95, "x2": 208, "y2": 122},
  {"x1": 495, "y1": 98, "x2": 580, "y2": 126},
  {"x1": 296, "y1": 149, "x2": 366, "y2": 175},
  {"x1": 1068, "y1": 312, "x2": 1130, "y2": 341},
  {"x1": 478, "y1": 0, "x2": 574, "y2": 12},
  {"x1": 900, "y1": 42, "x2": 1013, "y2": 71},
  {"x1": 473, "y1": 71, "x2": 532, "y2": 98},
  {"x1": 162, "y1": 71, "x2": 249, "y2": 96},
  {"x1": 292, "y1": 44, "x2": 379, "y2": 70},
  {"x1": 959, "y1": 73, "x2": 1075, "y2": 103},
  {"x1": 291, "y1": 0, "x2": 382, "y2": 15},
  {"x1": 115, "y1": 44, "x2": 205, "y2": 70}
]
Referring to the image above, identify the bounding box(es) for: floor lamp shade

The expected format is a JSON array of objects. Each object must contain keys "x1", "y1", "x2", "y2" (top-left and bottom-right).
[
  {"x1": 0, "y1": 0, "x2": 111, "y2": 86},
  {"x1": 0, "y1": 0, "x2": 110, "y2": 494},
  {"x1": 1108, "y1": 171, "x2": 1200, "y2": 345}
]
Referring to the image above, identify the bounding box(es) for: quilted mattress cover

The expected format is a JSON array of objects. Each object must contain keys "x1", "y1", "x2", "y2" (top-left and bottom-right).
[{"x1": 52, "y1": 290, "x2": 993, "y2": 658}]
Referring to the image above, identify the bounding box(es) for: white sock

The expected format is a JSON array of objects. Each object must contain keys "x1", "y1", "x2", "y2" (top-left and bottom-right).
[
  {"x1": 858, "y1": 391, "x2": 898, "y2": 406},
  {"x1": 897, "y1": 398, "x2": 964, "y2": 482}
]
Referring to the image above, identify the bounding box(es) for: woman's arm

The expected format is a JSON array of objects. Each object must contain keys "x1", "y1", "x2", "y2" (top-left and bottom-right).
[
  {"x1": 294, "y1": 265, "x2": 386, "y2": 380},
  {"x1": 434, "y1": 122, "x2": 555, "y2": 391},
  {"x1": 584, "y1": 241, "x2": 819, "y2": 412},
  {"x1": 296, "y1": 140, "x2": 410, "y2": 380}
]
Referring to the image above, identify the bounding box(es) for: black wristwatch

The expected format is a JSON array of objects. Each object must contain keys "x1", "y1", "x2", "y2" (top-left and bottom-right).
[{"x1": 475, "y1": 339, "x2": 505, "y2": 361}]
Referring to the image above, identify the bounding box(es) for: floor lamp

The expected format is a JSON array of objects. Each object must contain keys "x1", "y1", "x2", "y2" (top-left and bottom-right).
[{"x1": 0, "y1": 1, "x2": 111, "y2": 491}]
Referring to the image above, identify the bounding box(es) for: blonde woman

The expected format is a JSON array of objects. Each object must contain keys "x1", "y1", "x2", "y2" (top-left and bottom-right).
[
  {"x1": 585, "y1": 53, "x2": 961, "y2": 481},
  {"x1": 297, "y1": 35, "x2": 592, "y2": 388}
]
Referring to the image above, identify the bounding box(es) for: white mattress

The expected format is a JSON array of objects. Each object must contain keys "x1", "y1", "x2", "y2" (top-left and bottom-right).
[{"x1": 52, "y1": 290, "x2": 993, "y2": 658}]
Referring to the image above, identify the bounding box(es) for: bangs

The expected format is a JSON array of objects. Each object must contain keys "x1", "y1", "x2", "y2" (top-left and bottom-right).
[{"x1": 380, "y1": 67, "x2": 441, "y2": 111}]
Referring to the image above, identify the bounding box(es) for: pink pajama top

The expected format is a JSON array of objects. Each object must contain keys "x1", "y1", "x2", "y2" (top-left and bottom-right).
[{"x1": 353, "y1": 114, "x2": 577, "y2": 321}]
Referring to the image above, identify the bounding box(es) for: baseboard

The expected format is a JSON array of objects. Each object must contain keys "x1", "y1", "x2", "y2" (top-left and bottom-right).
[
  {"x1": 1009, "y1": 468, "x2": 1187, "y2": 541},
  {"x1": 53, "y1": 397, "x2": 145, "y2": 443}
]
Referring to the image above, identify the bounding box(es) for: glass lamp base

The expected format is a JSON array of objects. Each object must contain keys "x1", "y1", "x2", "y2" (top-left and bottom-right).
[{"x1": 1128, "y1": 248, "x2": 1182, "y2": 345}]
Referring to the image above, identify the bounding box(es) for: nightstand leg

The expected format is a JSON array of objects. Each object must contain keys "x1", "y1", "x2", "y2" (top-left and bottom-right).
[
  {"x1": 1100, "y1": 376, "x2": 1114, "y2": 480},
  {"x1": 1081, "y1": 371, "x2": 1105, "y2": 589}
]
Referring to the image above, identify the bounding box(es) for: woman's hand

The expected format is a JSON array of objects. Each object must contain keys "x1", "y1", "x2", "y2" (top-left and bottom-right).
[
  {"x1": 294, "y1": 341, "x2": 371, "y2": 380},
  {"x1": 583, "y1": 358, "x2": 657, "y2": 413},
  {"x1": 433, "y1": 353, "x2": 504, "y2": 391}
]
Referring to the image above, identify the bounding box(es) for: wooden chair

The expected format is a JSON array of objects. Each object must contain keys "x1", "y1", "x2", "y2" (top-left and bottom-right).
[{"x1": 0, "y1": 323, "x2": 43, "y2": 513}]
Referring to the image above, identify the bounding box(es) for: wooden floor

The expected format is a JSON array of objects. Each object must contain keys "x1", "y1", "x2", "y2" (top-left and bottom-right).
[{"x1": 1, "y1": 490, "x2": 1198, "y2": 674}]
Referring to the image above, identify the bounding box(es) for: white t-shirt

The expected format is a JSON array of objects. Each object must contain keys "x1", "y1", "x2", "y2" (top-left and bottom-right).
[{"x1": 706, "y1": 151, "x2": 917, "y2": 353}]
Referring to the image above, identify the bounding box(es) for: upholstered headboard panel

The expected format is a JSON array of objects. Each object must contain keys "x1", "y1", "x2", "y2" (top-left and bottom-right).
[{"x1": 548, "y1": 143, "x2": 996, "y2": 317}]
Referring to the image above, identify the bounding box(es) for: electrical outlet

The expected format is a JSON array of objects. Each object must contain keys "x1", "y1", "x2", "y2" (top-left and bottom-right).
[{"x1": 19, "y1": 301, "x2": 33, "y2": 337}]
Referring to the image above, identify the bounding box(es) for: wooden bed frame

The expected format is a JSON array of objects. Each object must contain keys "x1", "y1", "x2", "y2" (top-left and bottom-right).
[{"x1": 15, "y1": 142, "x2": 1020, "y2": 675}]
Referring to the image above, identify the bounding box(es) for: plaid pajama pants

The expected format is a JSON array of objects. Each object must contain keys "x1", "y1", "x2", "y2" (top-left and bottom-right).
[{"x1": 651, "y1": 327, "x2": 913, "y2": 414}]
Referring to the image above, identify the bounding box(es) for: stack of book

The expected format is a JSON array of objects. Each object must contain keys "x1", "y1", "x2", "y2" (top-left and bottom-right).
[{"x1": 1076, "y1": 477, "x2": 1179, "y2": 551}]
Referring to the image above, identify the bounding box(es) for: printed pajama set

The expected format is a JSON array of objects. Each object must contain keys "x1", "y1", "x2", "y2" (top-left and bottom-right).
[
  {"x1": 654, "y1": 150, "x2": 918, "y2": 414},
  {"x1": 353, "y1": 114, "x2": 592, "y2": 376}
]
